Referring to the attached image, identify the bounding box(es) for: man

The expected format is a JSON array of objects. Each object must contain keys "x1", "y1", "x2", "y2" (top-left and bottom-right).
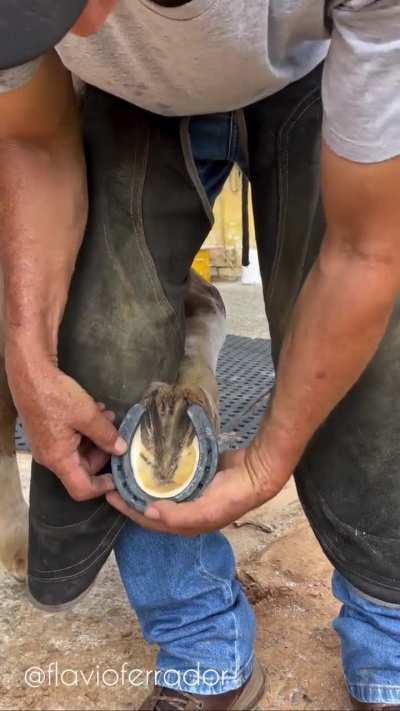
[{"x1": 1, "y1": 0, "x2": 400, "y2": 708}]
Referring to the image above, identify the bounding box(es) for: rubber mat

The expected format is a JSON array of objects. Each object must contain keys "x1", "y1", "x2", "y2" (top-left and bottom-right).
[
  {"x1": 15, "y1": 335, "x2": 275, "y2": 452},
  {"x1": 217, "y1": 335, "x2": 275, "y2": 450}
]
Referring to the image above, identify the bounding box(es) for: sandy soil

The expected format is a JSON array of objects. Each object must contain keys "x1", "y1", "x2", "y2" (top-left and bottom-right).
[
  {"x1": 242, "y1": 521, "x2": 350, "y2": 711},
  {"x1": 0, "y1": 454, "x2": 351, "y2": 711}
]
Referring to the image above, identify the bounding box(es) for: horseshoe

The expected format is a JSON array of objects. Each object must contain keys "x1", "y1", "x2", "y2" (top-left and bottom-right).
[{"x1": 111, "y1": 403, "x2": 218, "y2": 512}]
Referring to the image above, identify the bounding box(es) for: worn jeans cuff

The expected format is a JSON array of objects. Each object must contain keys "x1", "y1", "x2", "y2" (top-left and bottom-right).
[
  {"x1": 348, "y1": 683, "x2": 400, "y2": 705},
  {"x1": 156, "y1": 654, "x2": 254, "y2": 695}
]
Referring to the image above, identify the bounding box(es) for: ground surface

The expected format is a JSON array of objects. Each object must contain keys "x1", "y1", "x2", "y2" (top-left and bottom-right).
[
  {"x1": 0, "y1": 285, "x2": 350, "y2": 710},
  {"x1": 217, "y1": 282, "x2": 271, "y2": 340}
]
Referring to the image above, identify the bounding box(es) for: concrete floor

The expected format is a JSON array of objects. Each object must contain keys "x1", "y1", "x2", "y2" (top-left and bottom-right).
[{"x1": 217, "y1": 282, "x2": 270, "y2": 340}]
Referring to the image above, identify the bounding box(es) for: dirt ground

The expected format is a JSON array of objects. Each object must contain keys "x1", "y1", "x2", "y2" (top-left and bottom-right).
[{"x1": 0, "y1": 285, "x2": 350, "y2": 710}]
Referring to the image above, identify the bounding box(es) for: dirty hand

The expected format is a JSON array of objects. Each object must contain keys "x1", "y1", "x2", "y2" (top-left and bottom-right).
[
  {"x1": 106, "y1": 443, "x2": 291, "y2": 536},
  {"x1": 6, "y1": 350, "x2": 127, "y2": 501}
]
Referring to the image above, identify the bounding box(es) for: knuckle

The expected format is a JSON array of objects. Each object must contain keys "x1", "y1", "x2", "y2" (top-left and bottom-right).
[
  {"x1": 68, "y1": 484, "x2": 88, "y2": 502},
  {"x1": 81, "y1": 411, "x2": 115, "y2": 446},
  {"x1": 71, "y1": 490, "x2": 87, "y2": 503},
  {"x1": 77, "y1": 405, "x2": 97, "y2": 429},
  {"x1": 98, "y1": 432, "x2": 113, "y2": 449},
  {"x1": 100, "y1": 422, "x2": 116, "y2": 446},
  {"x1": 32, "y1": 449, "x2": 46, "y2": 466},
  {"x1": 33, "y1": 448, "x2": 55, "y2": 471}
]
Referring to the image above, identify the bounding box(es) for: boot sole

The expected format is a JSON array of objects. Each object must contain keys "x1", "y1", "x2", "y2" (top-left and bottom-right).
[{"x1": 232, "y1": 659, "x2": 267, "y2": 710}]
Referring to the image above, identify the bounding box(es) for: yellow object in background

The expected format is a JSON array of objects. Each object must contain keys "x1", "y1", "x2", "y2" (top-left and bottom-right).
[
  {"x1": 192, "y1": 168, "x2": 256, "y2": 282},
  {"x1": 192, "y1": 249, "x2": 212, "y2": 282}
]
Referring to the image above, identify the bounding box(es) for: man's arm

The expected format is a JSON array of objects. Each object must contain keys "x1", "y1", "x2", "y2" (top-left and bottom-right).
[
  {"x1": 107, "y1": 145, "x2": 400, "y2": 533},
  {"x1": 251, "y1": 144, "x2": 400, "y2": 492},
  {"x1": 0, "y1": 53, "x2": 85, "y2": 353},
  {"x1": 0, "y1": 52, "x2": 126, "y2": 501}
]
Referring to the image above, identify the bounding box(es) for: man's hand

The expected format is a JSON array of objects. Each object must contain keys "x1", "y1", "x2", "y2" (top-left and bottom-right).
[
  {"x1": 7, "y1": 347, "x2": 127, "y2": 501},
  {"x1": 106, "y1": 443, "x2": 289, "y2": 536}
]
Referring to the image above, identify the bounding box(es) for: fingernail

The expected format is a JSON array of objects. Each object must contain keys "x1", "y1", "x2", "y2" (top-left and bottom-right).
[
  {"x1": 115, "y1": 437, "x2": 128, "y2": 454},
  {"x1": 105, "y1": 410, "x2": 117, "y2": 422},
  {"x1": 145, "y1": 507, "x2": 161, "y2": 520}
]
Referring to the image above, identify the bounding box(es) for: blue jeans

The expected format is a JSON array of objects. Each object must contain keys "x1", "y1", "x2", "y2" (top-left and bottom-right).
[
  {"x1": 334, "y1": 572, "x2": 400, "y2": 705},
  {"x1": 115, "y1": 111, "x2": 400, "y2": 703}
]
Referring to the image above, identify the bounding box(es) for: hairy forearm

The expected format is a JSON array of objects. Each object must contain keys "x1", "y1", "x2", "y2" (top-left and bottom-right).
[
  {"x1": 255, "y1": 241, "x2": 399, "y2": 486},
  {"x1": 0, "y1": 131, "x2": 87, "y2": 360}
]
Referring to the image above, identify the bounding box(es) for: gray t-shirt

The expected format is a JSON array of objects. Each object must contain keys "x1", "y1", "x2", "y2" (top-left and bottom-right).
[{"x1": 1, "y1": 0, "x2": 399, "y2": 163}]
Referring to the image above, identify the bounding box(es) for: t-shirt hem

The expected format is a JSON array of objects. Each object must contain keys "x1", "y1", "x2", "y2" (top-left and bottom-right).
[{"x1": 323, "y1": 122, "x2": 400, "y2": 165}]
